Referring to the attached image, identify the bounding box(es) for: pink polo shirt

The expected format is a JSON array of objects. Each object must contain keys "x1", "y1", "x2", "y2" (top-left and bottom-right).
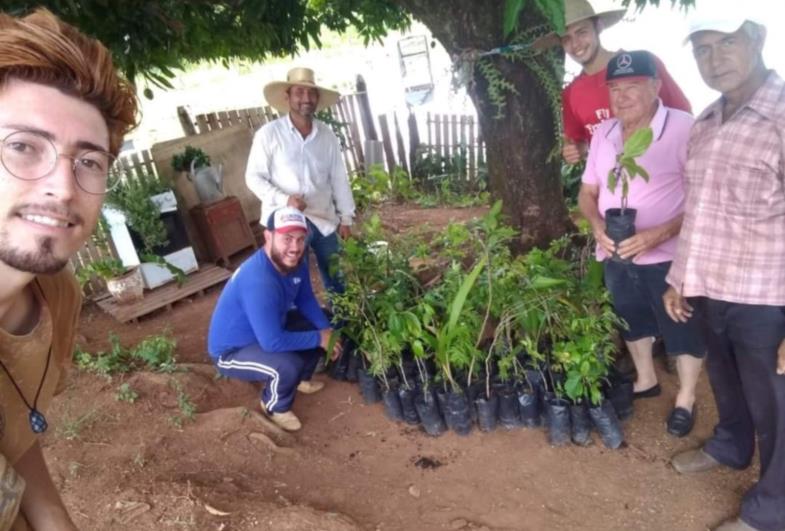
[{"x1": 582, "y1": 100, "x2": 694, "y2": 265}]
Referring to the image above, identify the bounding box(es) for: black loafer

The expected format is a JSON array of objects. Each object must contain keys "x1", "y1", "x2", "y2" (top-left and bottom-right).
[
  {"x1": 667, "y1": 406, "x2": 695, "y2": 438},
  {"x1": 633, "y1": 383, "x2": 661, "y2": 400}
]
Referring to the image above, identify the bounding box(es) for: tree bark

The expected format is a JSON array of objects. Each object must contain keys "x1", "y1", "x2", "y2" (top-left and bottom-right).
[{"x1": 394, "y1": 0, "x2": 573, "y2": 250}]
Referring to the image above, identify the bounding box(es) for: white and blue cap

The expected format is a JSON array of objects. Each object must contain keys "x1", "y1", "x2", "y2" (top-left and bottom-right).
[
  {"x1": 266, "y1": 206, "x2": 308, "y2": 234},
  {"x1": 684, "y1": 3, "x2": 764, "y2": 43}
]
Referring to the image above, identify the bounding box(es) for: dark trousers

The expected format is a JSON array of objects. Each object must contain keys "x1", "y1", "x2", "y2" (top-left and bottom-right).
[
  {"x1": 215, "y1": 311, "x2": 322, "y2": 413},
  {"x1": 695, "y1": 298, "x2": 785, "y2": 531},
  {"x1": 305, "y1": 219, "x2": 344, "y2": 295}
]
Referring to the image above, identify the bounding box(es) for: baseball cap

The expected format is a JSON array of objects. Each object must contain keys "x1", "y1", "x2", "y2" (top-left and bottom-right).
[
  {"x1": 606, "y1": 50, "x2": 657, "y2": 83},
  {"x1": 684, "y1": 3, "x2": 765, "y2": 43},
  {"x1": 266, "y1": 206, "x2": 308, "y2": 234}
]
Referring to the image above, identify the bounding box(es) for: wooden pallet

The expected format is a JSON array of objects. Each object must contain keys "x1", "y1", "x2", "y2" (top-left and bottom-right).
[{"x1": 96, "y1": 264, "x2": 232, "y2": 323}]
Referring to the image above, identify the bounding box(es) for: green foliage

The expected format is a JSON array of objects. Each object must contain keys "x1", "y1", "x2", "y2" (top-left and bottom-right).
[
  {"x1": 168, "y1": 378, "x2": 196, "y2": 428},
  {"x1": 410, "y1": 147, "x2": 488, "y2": 207},
  {"x1": 561, "y1": 160, "x2": 584, "y2": 206},
  {"x1": 5, "y1": 1, "x2": 409, "y2": 86},
  {"x1": 115, "y1": 383, "x2": 139, "y2": 403},
  {"x1": 334, "y1": 200, "x2": 621, "y2": 403},
  {"x1": 75, "y1": 258, "x2": 127, "y2": 286},
  {"x1": 75, "y1": 333, "x2": 177, "y2": 377},
  {"x1": 475, "y1": 59, "x2": 520, "y2": 119},
  {"x1": 351, "y1": 164, "x2": 416, "y2": 211},
  {"x1": 105, "y1": 177, "x2": 170, "y2": 254},
  {"x1": 131, "y1": 334, "x2": 178, "y2": 373},
  {"x1": 503, "y1": 0, "x2": 526, "y2": 37},
  {"x1": 606, "y1": 127, "x2": 653, "y2": 210},
  {"x1": 331, "y1": 219, "x2": 422, "y2": 389},
  {"x1": 103, "y1": 176, "x2": 187, "y2": 283},
  {"x1": 171, "y1": 146, "x2": 211, "y2": 173},
  {"x1": 57, "y1": 408, "x2": 100, "y2": 440},
  {"x1": 504, "y1": 0, "x2": 565, "y2": 37}
]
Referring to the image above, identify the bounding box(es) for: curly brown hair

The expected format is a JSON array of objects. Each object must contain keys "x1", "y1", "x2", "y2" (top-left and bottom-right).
[{"x1": 0, "y1": 8, "x2": 138, "y2": 155}]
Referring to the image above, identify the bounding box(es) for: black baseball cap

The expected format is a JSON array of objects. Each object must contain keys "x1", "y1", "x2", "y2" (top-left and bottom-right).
[{"x1": 606, "y1": 50, "x2": 657, "y2": 82}]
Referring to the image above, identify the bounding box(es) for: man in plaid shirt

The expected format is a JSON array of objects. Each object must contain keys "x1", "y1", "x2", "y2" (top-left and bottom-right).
[{"x1": 665, "y1": 6, "x2": 785, "y2": 531}]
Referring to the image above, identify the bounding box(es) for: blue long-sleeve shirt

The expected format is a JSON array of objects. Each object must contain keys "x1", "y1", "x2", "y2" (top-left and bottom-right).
[{"x1": 207, "y1": 250, "x2": 330, "y2": 358}]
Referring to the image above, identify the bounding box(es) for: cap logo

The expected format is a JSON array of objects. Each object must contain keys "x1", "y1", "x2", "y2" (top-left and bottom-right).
[
  {"x1": 280, "y1": 213, "x2": 303, "y2": 223},
  {"x1": 617, "y1": 54, "x2": 632, "y2": 69}
]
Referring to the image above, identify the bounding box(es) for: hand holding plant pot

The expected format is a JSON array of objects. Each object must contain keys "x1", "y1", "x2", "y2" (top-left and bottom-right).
[{"x1": 605, "y1": 127, "x2": 653, "y2": 262}]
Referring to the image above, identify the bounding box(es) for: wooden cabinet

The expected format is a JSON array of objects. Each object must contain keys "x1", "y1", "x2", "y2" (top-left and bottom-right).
[{"x1": 190, "y1": 196, "x2": 257, "y2": 265}]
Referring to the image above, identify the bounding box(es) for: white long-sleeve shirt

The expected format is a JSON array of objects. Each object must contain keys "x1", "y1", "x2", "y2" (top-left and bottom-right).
[{"x1": 245, "y1": 114, "x2": 356, "y2": 236}]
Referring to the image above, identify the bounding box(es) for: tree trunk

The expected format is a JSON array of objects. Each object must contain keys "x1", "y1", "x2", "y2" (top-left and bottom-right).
[{"x1": 394, "y1": 0, "x2": 573, "y2": 250}]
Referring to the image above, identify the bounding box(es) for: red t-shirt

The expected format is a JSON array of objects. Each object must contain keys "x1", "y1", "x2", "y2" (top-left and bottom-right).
[{"x1": 562, "y1": 54, "x2": 692, "y2": 143}]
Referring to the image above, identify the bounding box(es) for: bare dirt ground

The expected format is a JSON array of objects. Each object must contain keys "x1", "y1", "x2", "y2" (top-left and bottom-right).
[{"x1": 45, "y1": 203, "x2": 758, "y2": 530}]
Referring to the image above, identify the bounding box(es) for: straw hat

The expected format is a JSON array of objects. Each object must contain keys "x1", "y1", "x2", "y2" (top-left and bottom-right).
[
  {"x1": 533, "y1": 0, "x2": 627, "y2": 49},
  {"x1": 263, "y1": 67, "x2": 341, "y2": 114}
]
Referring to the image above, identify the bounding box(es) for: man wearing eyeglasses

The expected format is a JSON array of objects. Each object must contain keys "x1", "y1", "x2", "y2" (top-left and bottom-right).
[{"x1": 0, "y1": 9, "x2": 137, "y2": 529}]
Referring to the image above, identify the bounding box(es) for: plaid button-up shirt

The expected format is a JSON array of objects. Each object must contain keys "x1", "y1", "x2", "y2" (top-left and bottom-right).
[{"x1": 667, "y1": 71, "x2": 785, "y2": 305}]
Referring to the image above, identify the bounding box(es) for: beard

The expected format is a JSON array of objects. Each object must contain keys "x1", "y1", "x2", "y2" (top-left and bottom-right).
[
  {"x1": 269, "y1": 245, "x2": 304, "y2": 274},
  {"x1": 0, "y1": 229, "x2": 68, "y2": 274}
]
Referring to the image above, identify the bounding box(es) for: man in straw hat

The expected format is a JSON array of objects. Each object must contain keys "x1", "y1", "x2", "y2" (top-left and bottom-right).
[
  {"x1": 0, "y1": 8, "x2": 138, "y2": 529},
  {"x1": 245, "y1": 67, "x2": 356, "y2": 295},
  {"x1": 535, "y1": 0, "x2": 691, "y2": 164},
  {"x1": 666, "y1": 4, "x2": 785, "y2": 530}
]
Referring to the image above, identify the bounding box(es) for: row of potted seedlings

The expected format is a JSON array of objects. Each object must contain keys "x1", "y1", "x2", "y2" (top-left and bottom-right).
[{"x1": 329, "y1": 204, "x2": 634, "y2": 449}]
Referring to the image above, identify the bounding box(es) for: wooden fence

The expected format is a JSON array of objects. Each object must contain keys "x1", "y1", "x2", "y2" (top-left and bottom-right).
[
  {"x1": 178, "y1": 105, "x2": 486, "y2": 184},
  {"x1": 179, "y1": 93, "x2": 368, "y2": 181},
  {"x1": 423, "y1": 113, "x2": 485, "y2": 183}
]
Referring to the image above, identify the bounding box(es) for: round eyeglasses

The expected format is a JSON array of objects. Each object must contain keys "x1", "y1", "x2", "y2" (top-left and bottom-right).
[{"x1": 1, "y1": 130, "x2": 118, "y2": 195}]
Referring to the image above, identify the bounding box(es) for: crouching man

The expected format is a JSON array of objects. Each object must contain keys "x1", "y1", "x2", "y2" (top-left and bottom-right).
[{"x1": 207, "y1": 207, "x2": 341, "y2": 431}]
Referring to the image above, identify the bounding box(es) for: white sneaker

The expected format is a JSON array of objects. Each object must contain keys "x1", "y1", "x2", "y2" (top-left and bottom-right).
[
  {"x1": 260, "y1": 402, "x2": 302, "y2": 431},
  {"x1": 297, "y1": 380, "x2": 325, "y2": 394}
]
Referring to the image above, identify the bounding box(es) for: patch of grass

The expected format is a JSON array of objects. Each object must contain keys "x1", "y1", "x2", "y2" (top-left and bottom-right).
[
  {"x1": 115, "y1": 383, "x2": 139, "y2": 403},
  {"x1": 67, "y1": 461, "x2": 83, "y2": 479},
  {"x1": 168, "y1": 378, "x2": 196, "y2": 428},
  {"x1": 57, "y1": 409, "x2": 100, "y2": 440},
  {"x1": 75, "y1": 332, "x2": 177, "y2": 377},
  {"x1": 132, "y1": 450, "x2": 147, "y2": 469}
]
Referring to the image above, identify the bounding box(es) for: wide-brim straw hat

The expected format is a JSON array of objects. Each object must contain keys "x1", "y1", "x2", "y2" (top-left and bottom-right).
[
  {"x1": 263, "y1": 67, "x2": 341, "y2": 114},
  {"x1": 533, "y1": 0, "x2": 627, "y2": 50}
]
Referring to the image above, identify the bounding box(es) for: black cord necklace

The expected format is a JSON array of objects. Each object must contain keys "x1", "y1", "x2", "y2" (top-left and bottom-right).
[{"x1": 0, "y1": 346, "x2": 51, "y2": 434}]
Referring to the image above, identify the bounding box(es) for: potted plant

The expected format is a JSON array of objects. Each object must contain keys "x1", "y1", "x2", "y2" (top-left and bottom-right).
[
  {"x1": 605, "y1": 127, "x2": 653, "y2": 261},
  {"x1": 75, "y1": 258, "x2": 143, "y2": 304},
  {"x1": 171, "y1": 145, "x2": 224, "y2": 205},
  {"x1": 103, "y1": 177, "x2": 187, "y2": 287}
]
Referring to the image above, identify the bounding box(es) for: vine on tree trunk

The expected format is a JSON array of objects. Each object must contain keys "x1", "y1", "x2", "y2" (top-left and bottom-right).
[{"x1": 452, "y1": 21, "x2": 564, "y2": 148}]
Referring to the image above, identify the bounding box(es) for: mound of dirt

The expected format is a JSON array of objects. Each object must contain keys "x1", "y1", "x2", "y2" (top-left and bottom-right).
[{"x1": 126, "y1": 363, "x2": 259, "y2": 412}]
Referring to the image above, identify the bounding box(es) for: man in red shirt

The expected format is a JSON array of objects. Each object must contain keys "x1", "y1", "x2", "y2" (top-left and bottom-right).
[{"x1": 535, "y1": 0, "x2": 692, "y2": 164}]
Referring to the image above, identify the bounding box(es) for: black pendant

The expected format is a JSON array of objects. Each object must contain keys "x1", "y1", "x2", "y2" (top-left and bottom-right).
[{"x1": 29, "y1": 409, "x2": 48, "y2": 434}]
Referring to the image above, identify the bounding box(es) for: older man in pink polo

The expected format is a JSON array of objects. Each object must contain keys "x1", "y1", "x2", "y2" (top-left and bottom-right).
[{"x1": 578, "y1": 50, "x2": 704, "y2": 437}]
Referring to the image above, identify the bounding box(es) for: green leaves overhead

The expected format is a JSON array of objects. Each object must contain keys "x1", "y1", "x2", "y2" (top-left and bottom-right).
[
  {"x1": 6, "y1": 0, "x2": 409, "y2": 86},
  {"x1": 503, "y1": 0, "x2": 565, "y2": 38},
  {"x1": 503, "y1": 0, "x2": 526, "y2": 37}
]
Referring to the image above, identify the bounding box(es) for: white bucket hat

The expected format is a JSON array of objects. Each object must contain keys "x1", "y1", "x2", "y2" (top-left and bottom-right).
[
  {"x1": 533, "y1": 0, "x2": 627, "y2": 50},
  {"x1": 263, "y1": 67, "x2": 341, "y2": 114}
]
